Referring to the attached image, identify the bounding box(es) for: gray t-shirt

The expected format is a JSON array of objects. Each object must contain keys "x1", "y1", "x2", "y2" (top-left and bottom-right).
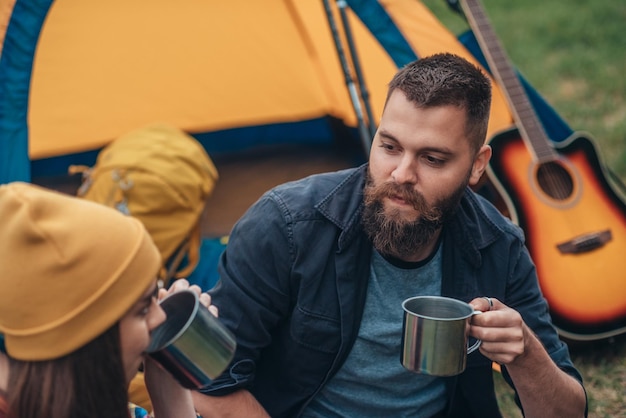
[{"x1": 301, "y1": 245, "x2": 446, "y2": 417}]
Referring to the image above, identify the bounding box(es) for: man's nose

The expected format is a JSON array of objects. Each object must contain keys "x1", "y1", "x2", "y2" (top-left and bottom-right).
[{"x1": 391, "y1": 157, "x2": 417, "y2": 184}]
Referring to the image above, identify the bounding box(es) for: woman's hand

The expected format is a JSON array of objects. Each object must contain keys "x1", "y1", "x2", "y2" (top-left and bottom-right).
[{"x1": 159, "y1": 278, "x2": 218, "y2": 317}]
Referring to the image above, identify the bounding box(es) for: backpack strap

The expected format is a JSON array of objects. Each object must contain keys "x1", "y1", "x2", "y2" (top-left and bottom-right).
[{"x1": 161, "y1": 219, "x2": 202, "y2": 286}]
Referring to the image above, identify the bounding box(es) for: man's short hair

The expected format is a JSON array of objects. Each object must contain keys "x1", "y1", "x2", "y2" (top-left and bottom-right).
[{"x1": 386, "y1": 53, "x2": 492, "y2": 153}]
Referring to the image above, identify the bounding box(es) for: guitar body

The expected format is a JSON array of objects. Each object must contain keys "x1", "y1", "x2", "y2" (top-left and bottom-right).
[{"x1": 488, "y1": 128, "x2": 626, "y2": 339}]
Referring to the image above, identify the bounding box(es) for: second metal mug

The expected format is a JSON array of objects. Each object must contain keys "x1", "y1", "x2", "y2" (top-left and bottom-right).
[{"x1": 401, "y1": 295, "x2": 482, "y2": 376}]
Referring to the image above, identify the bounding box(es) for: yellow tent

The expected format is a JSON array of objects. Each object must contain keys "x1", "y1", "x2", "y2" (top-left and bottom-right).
[{"x1": 1, "y1": 0, "x2": 515, "y2": 181}]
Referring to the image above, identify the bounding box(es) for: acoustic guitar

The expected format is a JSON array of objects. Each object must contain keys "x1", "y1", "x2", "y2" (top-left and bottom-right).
[{"x1": 459, "y1": 0, "x2": 626, "y2": 340}]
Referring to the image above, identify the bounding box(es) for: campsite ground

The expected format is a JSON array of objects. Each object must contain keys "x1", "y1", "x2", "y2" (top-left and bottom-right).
[{"x1": 421, "y1": 1, "x2": 626, "y2": 416}]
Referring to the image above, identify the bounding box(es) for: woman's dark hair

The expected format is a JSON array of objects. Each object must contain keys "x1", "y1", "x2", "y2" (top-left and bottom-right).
[{"x1": 6, "y1": 323, "x2": 129, "y2": 418}]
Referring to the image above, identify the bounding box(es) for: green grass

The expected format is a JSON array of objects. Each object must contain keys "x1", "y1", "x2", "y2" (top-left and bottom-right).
[
  {"x1": 421, "y1": 1, "x2": 626, "y2": 416},
  {"x1": 492, "y1": 335, "x2": 626, "y2": 418},
  {"x1": 568, "y1": 335, "x2": 626, "y2": 418}
]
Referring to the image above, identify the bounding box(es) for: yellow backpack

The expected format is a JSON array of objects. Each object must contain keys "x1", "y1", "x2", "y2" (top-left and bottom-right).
[{"x1": 72, "y1": 124, "x2": 218, "y2": 286}]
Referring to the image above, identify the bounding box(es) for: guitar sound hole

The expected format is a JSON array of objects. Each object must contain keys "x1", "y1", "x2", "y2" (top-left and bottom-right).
[{"x1": 536, "y1": 162, "x2": 574, "y2": 200}]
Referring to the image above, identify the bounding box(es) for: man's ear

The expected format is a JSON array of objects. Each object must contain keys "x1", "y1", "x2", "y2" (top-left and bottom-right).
[{"x1": 469, "y1": 144, "x2": 492, "y2": 186}]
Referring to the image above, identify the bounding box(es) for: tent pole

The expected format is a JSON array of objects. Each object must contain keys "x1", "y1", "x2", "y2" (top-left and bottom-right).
[
  {"x1": 321, "y1": 0, "x2": 372, "y2": 157},
  {"x1": 336, "y1": 0, "x2": 377, "y2": 140}
]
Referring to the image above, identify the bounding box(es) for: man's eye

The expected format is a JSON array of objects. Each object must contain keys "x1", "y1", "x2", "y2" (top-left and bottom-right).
[{"x1": 425, "y1": 155, "x2": 444, "y2": 165}]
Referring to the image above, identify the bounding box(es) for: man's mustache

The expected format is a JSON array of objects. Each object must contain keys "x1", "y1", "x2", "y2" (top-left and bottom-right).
[{"x1": 375, "y1": 182, "x2": 425, "y2": 211}]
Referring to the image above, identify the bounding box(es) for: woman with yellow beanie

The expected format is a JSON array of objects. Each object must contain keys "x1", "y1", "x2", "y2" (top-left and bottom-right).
[{"x1": 0, "y1": 182, "x2": 211, "y2": 418}]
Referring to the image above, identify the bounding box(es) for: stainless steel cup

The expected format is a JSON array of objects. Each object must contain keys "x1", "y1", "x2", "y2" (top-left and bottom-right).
[
  {"x1": 401, "y1": 295, "x2": 481, "y2": 376},
  {"x1": 146, "y1": 290, "x2": 236, "y2": 389}
]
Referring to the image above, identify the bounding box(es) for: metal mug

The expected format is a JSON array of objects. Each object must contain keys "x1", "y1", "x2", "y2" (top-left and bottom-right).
[
  {"x1": 146, "y1": 289, "x2": 236, "y2": 389},
  {"x1": 401, "y1": 295, "x2": 482, "y2": 376}
]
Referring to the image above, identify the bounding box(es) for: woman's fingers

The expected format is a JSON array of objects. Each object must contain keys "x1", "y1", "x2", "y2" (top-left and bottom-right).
[{"x1": 161, "y1": 279, "x2": 217, "y2": 316}]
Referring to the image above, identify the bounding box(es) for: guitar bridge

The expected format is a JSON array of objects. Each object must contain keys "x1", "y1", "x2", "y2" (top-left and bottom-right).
[{"x1": 556, "y1": 229, "x2": 612, "y2": 254}]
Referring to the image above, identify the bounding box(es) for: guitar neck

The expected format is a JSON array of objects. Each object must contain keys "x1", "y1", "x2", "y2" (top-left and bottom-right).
[{"x1": 460, "y1": 0, "x2": 557, "y2": 162}]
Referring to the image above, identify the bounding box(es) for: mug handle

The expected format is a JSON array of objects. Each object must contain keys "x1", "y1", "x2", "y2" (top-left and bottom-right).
[{"x1": 467, "y1": 310, "x2": 483, "y2": 354}]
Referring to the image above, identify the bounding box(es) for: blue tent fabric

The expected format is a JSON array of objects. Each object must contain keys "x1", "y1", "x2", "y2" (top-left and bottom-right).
[
  {"x1": 128, "y1": 405, "x2": 150, "y2": 418},
  {"x1": 347, "y1": 0, "x2": 418, "y2": 67},
  {"x1": 186, "y1": 237, "x2": 229, "y2": 291},
  {"x1": 194, "y1": 118, "x2": 349, "y2": 155},
  {"x1": 31, "y1": 117, "x2": 362, "y2": 179},
  {"x1": 0, "y1": 0, "x2": 54, "y2": 184}
]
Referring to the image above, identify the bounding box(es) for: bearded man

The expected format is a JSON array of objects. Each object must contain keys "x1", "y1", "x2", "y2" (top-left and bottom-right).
[{"x1": 193, "y1": 53, "x2": 587, "y2": 418}]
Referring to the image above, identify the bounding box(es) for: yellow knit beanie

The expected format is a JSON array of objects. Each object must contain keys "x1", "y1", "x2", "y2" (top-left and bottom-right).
[{"x1": 0, "y1": 182, "x2": 161, "y2": 361}]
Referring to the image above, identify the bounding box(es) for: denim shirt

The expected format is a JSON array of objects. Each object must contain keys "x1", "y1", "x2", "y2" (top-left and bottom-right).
[{"x1": 200, "y1": 164, "x2": 584, "y2": 418}]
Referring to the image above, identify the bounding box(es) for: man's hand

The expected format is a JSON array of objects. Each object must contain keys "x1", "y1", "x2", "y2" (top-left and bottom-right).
[
  {"x1": 469, "y1": 297, "x2": 526, "y2": 365},
  {"x1": 468, "y1": 297, "x2": 586, "y2": 418}
]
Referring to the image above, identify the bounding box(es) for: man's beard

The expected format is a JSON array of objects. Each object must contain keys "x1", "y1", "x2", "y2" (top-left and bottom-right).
[{"x1": 362, "y1": 172, "x2": 469, "y2": 260}]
